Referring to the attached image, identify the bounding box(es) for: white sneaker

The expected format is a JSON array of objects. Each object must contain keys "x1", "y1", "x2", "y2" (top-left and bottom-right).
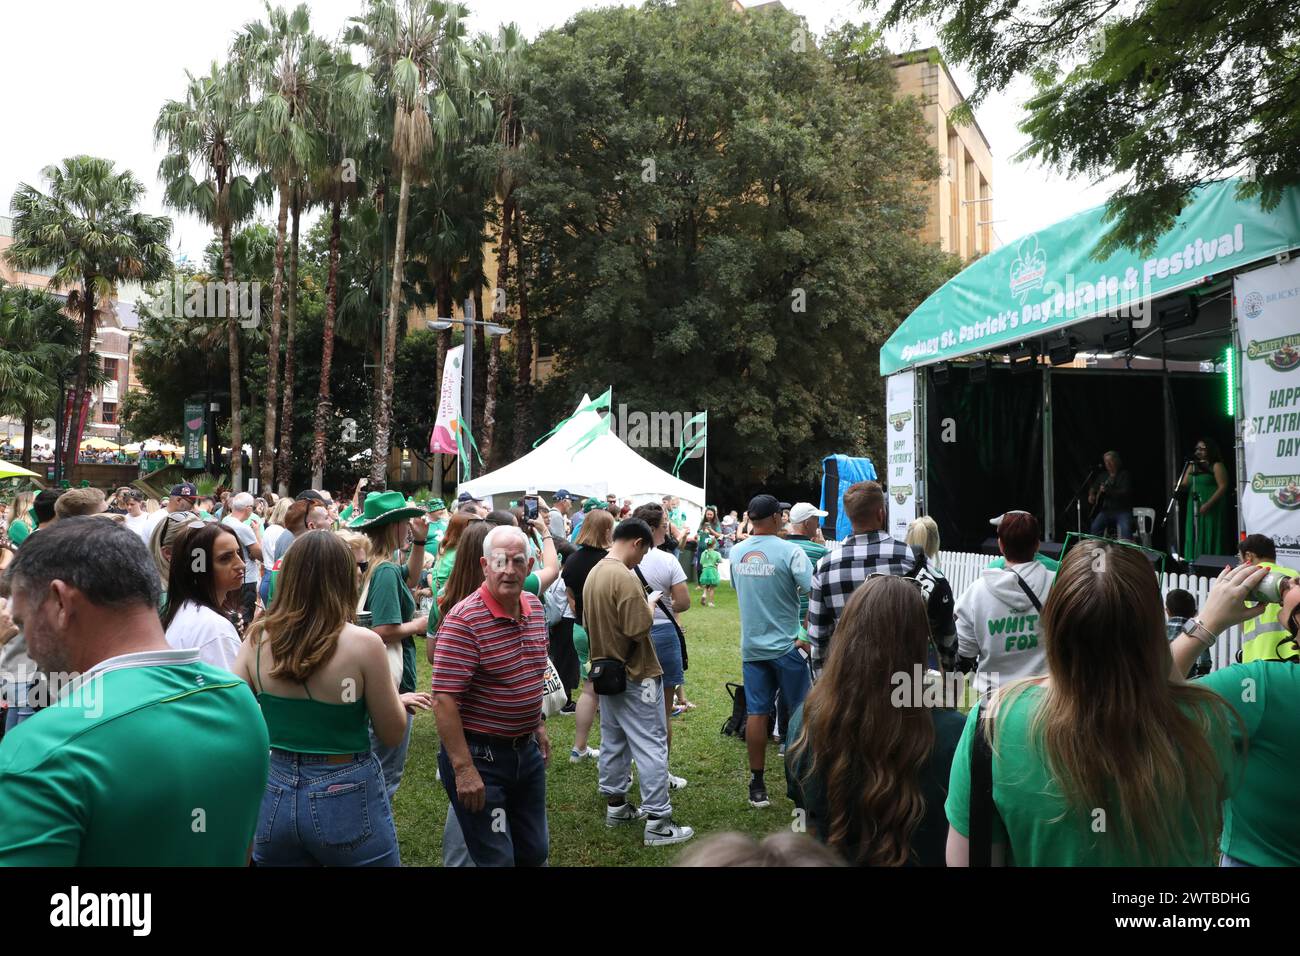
[
  {"x1": 569, "y1": 746, "x2": 600, "y2": 763},
  {"x1": 644, "y1": 816, "x2": 695, "y2": 846},
  {"x1": 668, "y1": 774, "x2": 688, "y2": 790},
  {"x1": 606, "y1": 802, "x2": 647, "y2": 827}
]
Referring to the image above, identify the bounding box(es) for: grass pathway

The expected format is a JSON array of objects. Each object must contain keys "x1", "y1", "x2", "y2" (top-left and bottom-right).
[{"x1": 393, "y1": 584, "x2": 798, "y2": 866}]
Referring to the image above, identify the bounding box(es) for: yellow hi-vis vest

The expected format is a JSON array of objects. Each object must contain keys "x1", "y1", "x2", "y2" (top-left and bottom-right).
[{"x1": 1239, "y1": 561, "x2": 1300, "y2": 663}]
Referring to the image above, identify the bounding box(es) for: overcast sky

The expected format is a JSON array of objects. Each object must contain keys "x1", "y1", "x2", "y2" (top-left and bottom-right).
[{"x1": 1, "y1": 0, "x2": 1118, "y2": 261}]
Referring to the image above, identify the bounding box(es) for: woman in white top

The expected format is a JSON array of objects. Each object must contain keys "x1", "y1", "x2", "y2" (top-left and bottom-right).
[
  {"x1": 160, "y1": 521, "x2": 247, "y2": 672},
  {"x1": 261, "y1": 497, "x2": 294, "y2": 562}
]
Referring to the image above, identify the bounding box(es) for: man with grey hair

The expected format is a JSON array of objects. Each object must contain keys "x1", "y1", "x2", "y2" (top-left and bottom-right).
[
  {"x1": 0, "y1": 519, "x2": 269, "y2": 864},
  {"x1": 222, "y1": 492, "x2": 264, "y2": 626},
  {"x1": 432, "y1": 523, "x2": 551, "y2": 866}
]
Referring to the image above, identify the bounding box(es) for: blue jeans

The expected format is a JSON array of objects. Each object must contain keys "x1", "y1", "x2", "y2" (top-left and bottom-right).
[
  {"x1": 1089, "y1": 508, "x2": 1133, "y2": 540},
  {"x1": 438, "y1": 735, "x2": 549, "y2": 867},
  {"x1": 254, "y1": 750, "x2": 401, "y2": 867},
  {"x1": 651, "y1": 622, "x2": 685, "y2": 689},
  {"x1": 743, "y1": 647, "x2": 812, "y2": 718},
  {"x1": 369, "y1": 712, "x2": 413, "y2": 805}
]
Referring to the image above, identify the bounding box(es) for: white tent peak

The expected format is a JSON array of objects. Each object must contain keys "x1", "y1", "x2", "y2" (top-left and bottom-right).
[{"x1": 458, "y1": 394, "x2": 705, "y2": 518}]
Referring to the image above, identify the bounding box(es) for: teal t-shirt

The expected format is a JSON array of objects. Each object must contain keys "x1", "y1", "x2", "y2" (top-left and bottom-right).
[
  {"x1": 1199, "y1": 661, "x2": 1300, "y2": 866},
  {"x1": 0, "y1": 650, "x2": 269, "y2": 865},
  {"x1": 729, "y1": 534, "x2": 813, "y2": 662},
  {"x1": 945, "y1": 685, "x2": 1235, "y2": 866},
  {"x1": 365, "y1": 561, "x2": 417, "y2": 693},
  {"x1": 788, "y1": 535, "x2": 829, "y2": 624},
  {"x1": 6, "y1": 513, "x2": 34, "y2": 547}
]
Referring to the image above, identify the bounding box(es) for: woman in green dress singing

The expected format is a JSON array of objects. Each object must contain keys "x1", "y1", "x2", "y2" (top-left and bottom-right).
[{"x1": 1180, "y1": 437, "x2": 1230, "y2": 561}]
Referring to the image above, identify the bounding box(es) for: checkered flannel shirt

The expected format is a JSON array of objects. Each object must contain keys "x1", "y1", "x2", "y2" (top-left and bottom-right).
[{"x1": 807, "y1": 531, "x2": 917, "y2": 675}]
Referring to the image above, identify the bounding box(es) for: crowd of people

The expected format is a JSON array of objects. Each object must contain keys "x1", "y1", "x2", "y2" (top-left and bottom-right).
[{"x1": 0, "y1": 475, "x2": 1296, "y2": 868}]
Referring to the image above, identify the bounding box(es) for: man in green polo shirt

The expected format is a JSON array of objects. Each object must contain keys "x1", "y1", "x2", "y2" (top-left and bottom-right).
[{"x1": 0, "y1": 518, "x2": 269, "y2": 865}]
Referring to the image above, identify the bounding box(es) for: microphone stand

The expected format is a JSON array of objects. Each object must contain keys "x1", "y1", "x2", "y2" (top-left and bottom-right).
[
  {"x1": 1063, "y1": 464, "x2": 1101, "y2": 534},
  {"x1": 1161, "y1": 460, "x2": 1193, "y2": 559}
]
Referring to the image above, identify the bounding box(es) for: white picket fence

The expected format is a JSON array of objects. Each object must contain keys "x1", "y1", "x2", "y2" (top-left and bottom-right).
[{"x1": 937, "y1": 550, "x2": 1242, "y2": 670}]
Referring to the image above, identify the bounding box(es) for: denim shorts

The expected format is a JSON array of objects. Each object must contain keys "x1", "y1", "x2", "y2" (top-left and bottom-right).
[
  {"x1": 651, "y1": 621, "x2": 684, "y2": 688},
  {"x1": 254, "y1": 749, "x2": 401, "y2": 867},
  {"x1": 743, "y1": 646, "x2": 811, "y2": 717}
]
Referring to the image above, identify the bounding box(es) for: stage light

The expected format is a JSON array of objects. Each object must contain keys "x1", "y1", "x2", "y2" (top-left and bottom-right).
[
  {"x1": 1157, "y1": 294, "x2": 1199, "y2": 331},
  {"x1": 1009, "y1": 342, "x2": 1036, "y2": 374},
  {"x1": 968, "y1": 358, "x2": 991, "y2": 383},
  {"x1": 931, "y1": 362, "x2": 951, "y2": 385},
  {"x1": 1224, "y1": 344, "x2": 1235, "y2": 416},
  {"x1": 1103, "y1": 325, "x2": 1135, "y2": 352},
  {"x1": 1047, "y1": 335, "x2": 1077, "y2": 366}
]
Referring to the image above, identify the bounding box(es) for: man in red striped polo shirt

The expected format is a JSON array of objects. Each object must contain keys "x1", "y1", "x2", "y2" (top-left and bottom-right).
[{"x1": 432, "y1": 524, "x2": 552, "y2": 866}]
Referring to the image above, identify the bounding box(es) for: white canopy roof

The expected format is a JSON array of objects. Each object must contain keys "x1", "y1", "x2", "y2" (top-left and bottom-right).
[{"x1": 459, "y1": 395, "x2": 705, "y2": 515}]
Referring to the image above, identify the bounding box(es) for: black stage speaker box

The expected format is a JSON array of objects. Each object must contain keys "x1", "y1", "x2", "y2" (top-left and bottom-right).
[
  {"x1": 1039, "y1": 540, "x2": 1064, "y2": 561},
  {"x1": 1190, "y1": 554, "x2": 1236, "y2": 576},
  {"x1": 979, "y1": 536, "x2": 1000, "y2": 555}
]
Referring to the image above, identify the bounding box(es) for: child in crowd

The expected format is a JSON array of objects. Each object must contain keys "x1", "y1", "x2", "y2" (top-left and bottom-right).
[
  {"x1": 698, "y1": 534, "x2": 721, "y2": 607},
  {"x1": 1165, "y1": 588, "x2": 1211, "y2": 677}
]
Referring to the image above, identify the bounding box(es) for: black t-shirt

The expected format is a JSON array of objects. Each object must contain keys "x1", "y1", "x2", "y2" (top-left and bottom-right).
[
  {"x1": 560, "y1": 545, "x2": 609, "y2": 625},
  {"x1": 1094, "y1": 469, "x2": 1133, "y2": 511}
]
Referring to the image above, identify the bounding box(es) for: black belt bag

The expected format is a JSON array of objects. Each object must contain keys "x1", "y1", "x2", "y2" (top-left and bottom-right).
[{"x1": 589, "y1": 658, "x2": 627, "y2": 695}]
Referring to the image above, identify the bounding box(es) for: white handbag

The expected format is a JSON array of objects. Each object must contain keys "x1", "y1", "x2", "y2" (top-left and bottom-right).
[
  {"x1": 541, "y1": 658, "x2": 568, "y2": 718},
  {"x1": 358, "y1": 570, "x2": 404, "y2": 688}
]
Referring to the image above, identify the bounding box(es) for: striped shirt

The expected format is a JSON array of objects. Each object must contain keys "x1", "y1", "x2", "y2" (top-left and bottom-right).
[{"x1": 432, "y1": 583, "x2": 548, "y2": 737}]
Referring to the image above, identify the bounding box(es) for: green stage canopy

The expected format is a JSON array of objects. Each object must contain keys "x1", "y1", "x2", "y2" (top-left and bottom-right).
[{"x1": 880, "y1": 179, "x2": 1300, "y2": 375}]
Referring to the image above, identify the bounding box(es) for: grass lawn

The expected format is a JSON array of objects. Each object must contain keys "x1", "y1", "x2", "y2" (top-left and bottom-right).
[{"x1": 393, "y1": 582, "x2": 798, "y2": 866}]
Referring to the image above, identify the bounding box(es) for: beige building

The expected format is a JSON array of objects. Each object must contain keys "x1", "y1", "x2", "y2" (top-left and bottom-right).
[{"x1": 891, "y1": 49, "x2": 996, "y2": 259}]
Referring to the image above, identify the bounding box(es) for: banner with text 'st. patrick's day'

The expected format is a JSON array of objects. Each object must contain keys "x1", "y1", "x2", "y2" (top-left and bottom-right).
[
  {"x1": 885, "y1": 370, "x2": 917, "y2": 539},
  {"x1": 1235, "y1": 259, "x2": 1300, "y2": 567},
  {"x1": 430, "y1": 345, "x2": 464, "y2": 455}
]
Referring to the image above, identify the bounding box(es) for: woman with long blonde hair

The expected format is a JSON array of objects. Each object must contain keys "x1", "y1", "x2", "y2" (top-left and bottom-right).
[
  {"x1": 787, "y1": 575, "x2": 964, "y2": 865},
  {"x1": 946, "y1": 540, "x2": 1245, "y2": 866},
  {"x1": 233, "y1": 531, "x2": 431, "y2": 866}
]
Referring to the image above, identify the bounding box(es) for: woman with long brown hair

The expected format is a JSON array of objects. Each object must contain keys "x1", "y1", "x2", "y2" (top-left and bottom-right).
[
  {"x1": 161, "y1": 521, "x2": 246, "y2": 669},
  {"x1": 946, "y1": 539, "x2": 1246, "y2": 866},
  {"x1": 786, "y1": 574, "x2": 964, "y2": 866},
  {"x1": 233, "y1": 530, "x2": 432, "y2": 866}
]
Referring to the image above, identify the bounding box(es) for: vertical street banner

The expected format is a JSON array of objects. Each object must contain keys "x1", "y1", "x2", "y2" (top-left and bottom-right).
[
  {"x1": 183, "y1": 402, "x2": 205, "y2": 469},
  {"x1": 429, "y1": 345, "x2": 464, "y2": 455},
  {"x1": 885, "y1": 370, "x2": 917, "y2": 539},
  {"x1": 1234, "y1": 258, "x2": 1300, "y2": 566}
]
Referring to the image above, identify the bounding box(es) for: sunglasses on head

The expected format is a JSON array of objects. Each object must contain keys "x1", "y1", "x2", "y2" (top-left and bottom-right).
[
  {"x1": 867, "y1": 571, "x2": 923, "y2": 590},
  {"x1": 167, "y1": 511, "x2": 200, "y2": 523}
]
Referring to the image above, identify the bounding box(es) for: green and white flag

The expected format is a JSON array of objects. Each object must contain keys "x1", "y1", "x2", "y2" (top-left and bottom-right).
[{"x1": 672, "y1": 411, "x2": 707, "y2": 477}]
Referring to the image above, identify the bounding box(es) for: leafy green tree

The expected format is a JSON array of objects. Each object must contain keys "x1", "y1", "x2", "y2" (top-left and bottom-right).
[
  {"x1": 876, "y1": 0, "x2": 1300, "y2": 253},
  {"x1": 517, "y1": 3, "x2": 957, "y2": 500},
  {"x1": 155, "y1": 61, "x2": 265, "y2": 490},
  {"x1": 5, "y1": 156, "x2": 171, "y2": 483}
]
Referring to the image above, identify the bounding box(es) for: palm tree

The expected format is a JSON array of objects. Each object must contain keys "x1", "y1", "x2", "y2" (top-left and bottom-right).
[
  {"x1": 308, "y1": 48, "x2": 373, "y2": 490},
  {"x1": 474, "y1": 24, "x2": 528, "y2": 465},
  {"x1": 347, "y1": 0, "x2": 485, "y2": 489},
  {"x1": 234, "y1": 2, "x2": 327, "y2": 492},
  {"x1": 0, "y1": 281, "x2": 83, "y2": 469},
  {"x1": 155, "y1": 62, "x2": 263, "y2": 491},
  {"x1": 5, "y1": 157, "x2": 171, "y2": 483}
]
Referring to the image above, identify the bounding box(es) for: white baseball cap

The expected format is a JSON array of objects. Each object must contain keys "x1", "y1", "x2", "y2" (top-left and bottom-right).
[
  {"x1": 989, "y1": 510, "x2": 1032, "y2": 527},
  {"x1": 789, "y1": 502, "x2": 828, "y2": 525}
]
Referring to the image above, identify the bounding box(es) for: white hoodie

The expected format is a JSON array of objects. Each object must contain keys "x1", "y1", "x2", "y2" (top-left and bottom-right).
[{"x1": 955, "y1": 560, "x2": 1054, "y2": 696}]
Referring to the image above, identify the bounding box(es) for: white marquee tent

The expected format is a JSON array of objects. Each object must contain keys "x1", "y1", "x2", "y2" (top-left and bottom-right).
[{"x1": 458, "y1": 395, "x2": 706, "y2": 522}]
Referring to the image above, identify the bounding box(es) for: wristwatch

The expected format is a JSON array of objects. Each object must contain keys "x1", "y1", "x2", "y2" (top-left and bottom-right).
[{"x1": 1181, "y1": 617, "x2": 1218, "y2": 648}]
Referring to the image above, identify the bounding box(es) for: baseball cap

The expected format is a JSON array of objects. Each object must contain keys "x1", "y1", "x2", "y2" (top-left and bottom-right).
[
  {"x1": 789, "y1": 502, "x2": 828, "y2": 524},
  {"x1": 989, "y1": 510, "x2": 1032, "y2": 528},
  {"x1": 554, "y1": 489, "x2": 572, "y2": 501},
  {"x1": 457, "y1": 491, "x2": 482, "y2": 504},
  {"x1": 170, "y1": 483, "x2": 198, "y2": 499},
  {"x1": 295, "y1": 489, "x2": 326, "y2": 503},
  {"x1": 747, "y1": 494, "x2": 791, "y2": 521}
]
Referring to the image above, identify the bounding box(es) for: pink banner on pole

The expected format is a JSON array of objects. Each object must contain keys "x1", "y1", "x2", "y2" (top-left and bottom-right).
[{"x1": 429, "y1": 345, "x2": 463, "y2": 454}]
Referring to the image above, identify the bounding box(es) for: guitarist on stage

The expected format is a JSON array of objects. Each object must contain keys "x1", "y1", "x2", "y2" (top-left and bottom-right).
[{"x1": 1088, "y1": 450, "x2": 1135, "y2": 541}]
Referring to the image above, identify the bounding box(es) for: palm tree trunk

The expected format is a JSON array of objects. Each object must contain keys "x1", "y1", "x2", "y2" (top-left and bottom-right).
[
  {"x1": 473, "y1": 284, "x2": 486, "y2": 442},
  {"x1": 21, "y1": 413, "x2": 33, "y2": 470},
  {"x1": 311, "y1": 197, "x2": 343, "y2": 489},
  {"x1": 261, "y1": 184, "x2": 290, "y2": 492},
  {"x1": 370, "y1": 163, "x2": 411, "y2": 490},
  {"x1": 512, "y1": 219, "x2": 533, "y2": 459},
  {"x1": 276, "y1": 192, "x2": 301, "y2": 496},
  {"x1": 222, "y1": 217, "x2": 244, "y2": 491},
  {"x1": 66, "y1": 277, "x2": 96, "y2": 485},
  {"x1": 484, "y1": 195, "x2": 514, "y2": 467}
]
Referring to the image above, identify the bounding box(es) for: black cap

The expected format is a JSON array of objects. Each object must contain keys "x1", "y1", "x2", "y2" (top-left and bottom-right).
[
  {"x1": 169, "y1": 482, "x2": 198, "y2": 499},
  {"x1": 295, "y1": 489, "x2": 326, "y2": 503},
  {"x1": 747, "y1": 494, "x2": 790, "y2": 521},
  {"x1": 457, "y1": 491, "x2": 481, "y2": 503}
]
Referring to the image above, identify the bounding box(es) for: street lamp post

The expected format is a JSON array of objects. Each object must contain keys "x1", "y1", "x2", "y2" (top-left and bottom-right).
[{"x1": 427, "y1": 298, "x2": 511, "y2": 483}]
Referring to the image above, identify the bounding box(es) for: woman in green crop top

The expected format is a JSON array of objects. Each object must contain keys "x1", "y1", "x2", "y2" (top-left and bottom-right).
[{"x1": 233, "y1": 531, "x2": 433, "y2": 866}]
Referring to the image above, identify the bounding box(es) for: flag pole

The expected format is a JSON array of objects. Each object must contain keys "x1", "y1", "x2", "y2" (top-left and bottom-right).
[{"x1": 703, "y1": 409, "x2": 708, "y2": 507}]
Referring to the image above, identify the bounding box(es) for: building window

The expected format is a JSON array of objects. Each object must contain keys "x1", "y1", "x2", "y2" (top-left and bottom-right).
[
  {"x1": 101, "y1": 402, "x2": 117, "y2": 424},
  {"x1": 103, "y1": 357, "x2": 120, "y2": 379}
]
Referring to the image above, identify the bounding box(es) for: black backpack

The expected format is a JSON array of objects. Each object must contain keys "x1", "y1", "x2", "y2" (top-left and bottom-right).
[{"x1": 721, "y1": 682, "x2": 747, "y2": 739}]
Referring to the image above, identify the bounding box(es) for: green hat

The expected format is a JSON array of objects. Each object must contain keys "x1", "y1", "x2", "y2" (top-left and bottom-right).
[
  {"x1": 347, "y1": 490, "x2": 426, "y2": 531},
  {"x1": 426, "y1": 498, "x2": 447, "y2": 512},
  {"x1": 583, "y1": 496, "x2": 604, "y2": 513}
]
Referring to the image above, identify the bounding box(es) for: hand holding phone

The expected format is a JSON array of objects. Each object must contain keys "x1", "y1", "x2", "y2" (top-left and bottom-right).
[{"x1": 646, "y1": 590, "x2": 663, "y2": 608}]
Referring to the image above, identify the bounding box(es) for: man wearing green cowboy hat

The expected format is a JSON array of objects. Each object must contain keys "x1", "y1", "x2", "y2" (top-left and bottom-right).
[{"x1": 348, "y1": 490, "x2": 434, "y2": 800}]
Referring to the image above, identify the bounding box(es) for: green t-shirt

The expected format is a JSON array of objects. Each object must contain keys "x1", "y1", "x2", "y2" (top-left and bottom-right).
[
  {"x1": 788, "y1": 535, "x2": 829, "y2": 624},
  {"x1": 700, "y1": 549, "x2": 721, "y2": 570},
  {"x1": 0, "y1": 649, "x2": 269, "y2": 865},
  {"x1": 6, "y1": 514, "x2": 34, "y2": 547},
  {"x1": 945, "y1": 684, "x2": 1234, "y2": 866},
  {"x1": 1199, "y1": 661, "x2": 1300, "y2": 866},
  {"x1": 987, "y1": 553, "x2": 1060, "y2": 573},
  {"x1": 365, "y1": 561, "x2": 417, "y2": 693}
]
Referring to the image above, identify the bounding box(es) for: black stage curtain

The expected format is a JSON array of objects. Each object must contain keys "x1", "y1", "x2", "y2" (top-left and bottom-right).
[
  {"x1": 925, "y1": 368, "x2": 1043, "y2": 553},
  {"x1": 1168, "y1": 374, "x2": 1238, "y2": 549}
]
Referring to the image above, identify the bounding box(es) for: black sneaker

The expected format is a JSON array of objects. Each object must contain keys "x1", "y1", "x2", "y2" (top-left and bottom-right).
[
  {"x1": 748, "y1": 780, "x2": 770, "y2": 809},
  {"x1": 558, "y1": 701, "x2": 577, "y2": 715}
]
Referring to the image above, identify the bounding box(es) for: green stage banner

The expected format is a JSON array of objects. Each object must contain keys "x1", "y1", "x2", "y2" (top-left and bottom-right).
[
  {"x1": 881, "y1": 179, "x2": 1300, "y2": 375},
  {"x1": 183, "y1": 402, "x2": 205, "y2": 469}
]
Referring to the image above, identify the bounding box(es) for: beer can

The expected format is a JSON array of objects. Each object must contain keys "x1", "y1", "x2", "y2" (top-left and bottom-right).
[
  {"x1": 356, "y1": 610, "x2": 373, "y2": 628},
  {"x1": 1247, "y1": 571, "x2": 1285, "y2": 605}
]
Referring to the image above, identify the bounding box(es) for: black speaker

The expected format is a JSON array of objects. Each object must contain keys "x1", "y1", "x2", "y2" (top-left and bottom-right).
[
  {"x1": 979, "y1": 536, "x2": 1000, "y2": 555},
  {"x1": 1190, "y1": 554, "x2": 1236, "y2": 576},
  {"x1": 1038, "y1": 540, "x2": 1064, "y2": 560},
  {"x1": 820, "y1": 457, "x2": 840, "y2": 536}
]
